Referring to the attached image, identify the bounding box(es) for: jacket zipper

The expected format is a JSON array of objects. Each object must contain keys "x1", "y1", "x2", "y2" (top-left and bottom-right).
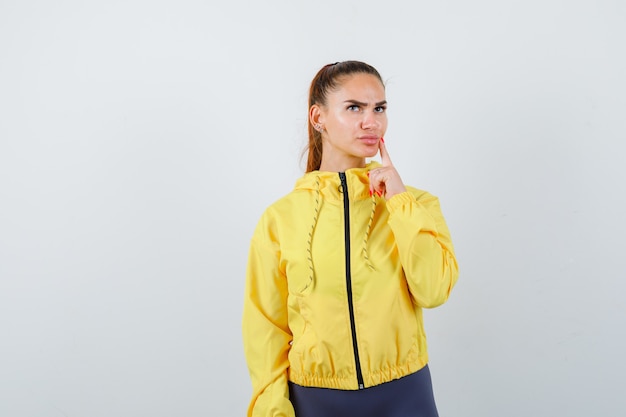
[{"x1": 339, "y1": 172, "x2": 365, "y2": 390}]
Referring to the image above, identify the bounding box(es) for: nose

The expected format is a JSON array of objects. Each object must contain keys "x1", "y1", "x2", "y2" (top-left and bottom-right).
[{"x1": 361, "y1": 110, "x2": 380, "y2": 130}]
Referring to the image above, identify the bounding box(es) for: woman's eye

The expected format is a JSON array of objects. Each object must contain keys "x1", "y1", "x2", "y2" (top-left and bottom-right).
[
  {"x1": 374, "y1": 106, "x2": 387, "y2": 113},
  {"x1": 347, "y1": 105, "x2": 360, "y2": 111}
]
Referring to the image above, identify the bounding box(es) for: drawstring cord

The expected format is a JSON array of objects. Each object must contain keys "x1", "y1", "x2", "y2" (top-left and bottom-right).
[
  {"x1": 362, "y1": 190, "x2": 376, "y2": 270},
  {"x1": 303, "y1": 171, "x2": 375, "y2": 293},
  {"x1": 303, "y1": 175, "x2": 321, "y2": 292}
]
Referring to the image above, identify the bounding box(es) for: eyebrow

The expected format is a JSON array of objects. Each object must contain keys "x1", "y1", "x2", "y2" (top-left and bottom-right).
[{"x1": 344, "y1": 99, "x2": 388, "y2": 107}]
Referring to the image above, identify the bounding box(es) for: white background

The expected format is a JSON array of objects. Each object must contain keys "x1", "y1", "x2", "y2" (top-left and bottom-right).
[{"x1": 1, "y1": 1, "x2": 625, "y2": 416}]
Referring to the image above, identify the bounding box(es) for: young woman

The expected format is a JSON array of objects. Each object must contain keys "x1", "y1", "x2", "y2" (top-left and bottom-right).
[{"x1": 242, "y1": 61, "x2": 459, "y2": 417}]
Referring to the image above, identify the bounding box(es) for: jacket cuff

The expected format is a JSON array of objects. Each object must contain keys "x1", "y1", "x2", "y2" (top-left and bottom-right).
[
  {"x1": 386, "y1": 191, "x2": 438, "y2": 234},
  {"x1": 386, "y1": 191, "x2": 416, "y2": 212}
]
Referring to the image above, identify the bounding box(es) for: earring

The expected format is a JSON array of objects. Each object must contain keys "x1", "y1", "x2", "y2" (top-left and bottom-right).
[{"x1": 315, "y1": 124, "x2": 324, "y2": 132}]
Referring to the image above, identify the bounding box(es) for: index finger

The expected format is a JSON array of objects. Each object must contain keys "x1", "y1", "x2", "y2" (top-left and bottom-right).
[{"x1": 379, "y1": 138, "x2": 392, "y2": 166}]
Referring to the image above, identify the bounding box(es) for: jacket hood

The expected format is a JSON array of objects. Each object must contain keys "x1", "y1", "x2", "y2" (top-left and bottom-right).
[{"x1": 294, "y1": 161, "x2": 382, "y2": 192}]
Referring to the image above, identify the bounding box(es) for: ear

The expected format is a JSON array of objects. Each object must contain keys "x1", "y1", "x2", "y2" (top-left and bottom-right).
[{"x1": 309, "y1": 104, "x2": 325, "y2": 127}]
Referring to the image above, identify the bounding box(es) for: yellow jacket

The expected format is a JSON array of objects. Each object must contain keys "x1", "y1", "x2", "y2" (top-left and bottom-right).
[{"x1": 242, "y1": 162, "x2": 458, "y2": 417}]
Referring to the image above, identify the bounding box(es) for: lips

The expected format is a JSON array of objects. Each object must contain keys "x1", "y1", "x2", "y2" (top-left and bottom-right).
[{"x1": 359, "y1": 135, "x2": 380, "y2": 145}]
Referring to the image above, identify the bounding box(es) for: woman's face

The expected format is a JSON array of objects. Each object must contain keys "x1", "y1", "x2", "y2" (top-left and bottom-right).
[{"x1": 313, "y1": 73, "x2": 388, "y2": 171}]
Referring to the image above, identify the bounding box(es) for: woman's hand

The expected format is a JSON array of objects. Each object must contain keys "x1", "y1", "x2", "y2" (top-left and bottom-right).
[{"x1": 368, "y1": 138, "x2": 407, "y2": 199}]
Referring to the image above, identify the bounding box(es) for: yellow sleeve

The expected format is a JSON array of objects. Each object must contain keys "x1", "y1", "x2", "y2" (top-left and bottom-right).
[
  {"x1": 242, "y1": 214, "x2": 295, "y2": 417},
  {"x1": 386, "y1": 189, "x2": 459, "y2": 308}
]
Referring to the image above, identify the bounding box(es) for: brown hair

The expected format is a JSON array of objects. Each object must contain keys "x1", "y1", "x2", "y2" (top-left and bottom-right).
[{"x1": 305, "y1": 61, "x2": 384, "y2": 172}]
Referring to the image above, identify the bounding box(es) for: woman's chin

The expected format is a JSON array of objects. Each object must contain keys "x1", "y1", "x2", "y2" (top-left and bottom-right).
[{"x1": 362, "y1": 148, "x2": 379, "y2": 158}]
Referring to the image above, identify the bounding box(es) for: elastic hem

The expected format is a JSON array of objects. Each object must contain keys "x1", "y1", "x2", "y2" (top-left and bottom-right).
[{"x1": 288, "y1": 355, "x2": 428, "y2": 390}]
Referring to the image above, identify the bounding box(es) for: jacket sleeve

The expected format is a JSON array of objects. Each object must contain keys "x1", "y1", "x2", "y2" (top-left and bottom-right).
[
  {"x1": 386, "y1": 189, "x2": 459, "y2": 308},
  {"x1": 242, "y1": 214, "x2": 295, "y2": 417}
]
